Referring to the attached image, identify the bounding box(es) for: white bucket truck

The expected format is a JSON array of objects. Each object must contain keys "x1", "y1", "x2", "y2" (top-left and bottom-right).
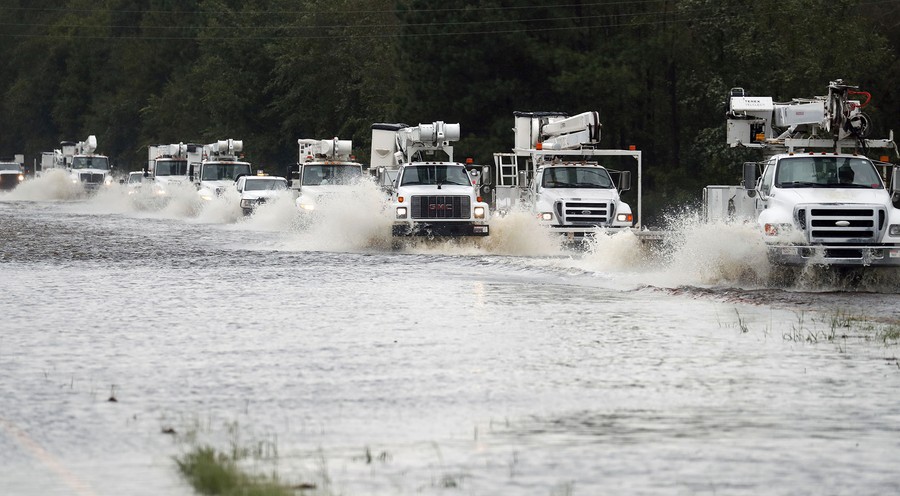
[
  {"x1": 491, "y1": 111, "x2": 640, "y2": 238},
  {"x1": 370, "y1": 121, "x2": 490, "y2": 237},
  {"x1": 190, "y1": 139, "x2": 252, "y2": 201},
  {"x1": 292, "y1": 137, "x2": 364, "y2": 211},
  {"x1": 706, "y1": 79, "x2": 900, "y2": 266},
  {"x1": 146, "y1": 142, "x2": 202, "y2": 194},
  {"x1": 38, "y1": 135, "x2": 113, "y2": 191}
]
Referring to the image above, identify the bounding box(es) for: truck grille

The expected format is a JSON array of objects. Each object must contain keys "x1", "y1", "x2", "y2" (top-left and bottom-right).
[
  {"x1": 796, "y1": 205, "x2": 884, "y2": 243},
  {"x1": 410, "y1": 195, "x2": 470, "y2": 219},
  {"x1": 555, "y1": 200, "x2": 612, "y2": 226},
  {"x1": 80, "y1": 173, "x2": 105, "y2": 184}
]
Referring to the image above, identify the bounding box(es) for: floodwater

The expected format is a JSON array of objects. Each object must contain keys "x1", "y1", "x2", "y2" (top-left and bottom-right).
[{"x1": 2, "y1": 171, "x2": 899, "y2": 495}]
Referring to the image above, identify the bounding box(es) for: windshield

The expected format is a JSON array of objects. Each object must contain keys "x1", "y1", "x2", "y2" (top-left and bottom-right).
[
  {"x1": 201, "y1": 162, "x2": 252, "y2": 181},
  {"x1": 0, "y1": 163, "x2": 21, "y2": 172},
  {"x1": 128, "y1": 173, "x2": 146, "y2": 184},
  {"x1": 155, "y1": 160, "x2": 188, "y2": 176},
  {"x1": 301, "y1": 164, "x2": 362, "y2": 186},
  {"x1": 244, "y1": 178, "x2": 288, "y2": 191},
  {"x1": 541, "y1": 167, "x2": 614, "y2": 189},
  {"x1": 775, "y1": 156, "x2": 883, "y2": 189},
  {"x1": 72, "y1": 156, "x2": 109, "y2": 170},
  {"x1": 400, "y1": 165, "x2": 470, "y2": 186}
]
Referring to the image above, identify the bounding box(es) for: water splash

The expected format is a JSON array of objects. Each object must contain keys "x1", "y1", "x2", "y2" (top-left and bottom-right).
[{"x1": 3, "y1": 169, "x2": 84, "y2": 201}]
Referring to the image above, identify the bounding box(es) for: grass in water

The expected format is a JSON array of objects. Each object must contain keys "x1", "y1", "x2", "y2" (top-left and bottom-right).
[{"x1": 176, "y1": 445, "x2": 296, "y2": 496}]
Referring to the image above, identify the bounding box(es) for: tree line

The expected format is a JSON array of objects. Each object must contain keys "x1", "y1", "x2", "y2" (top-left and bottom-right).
[{"x1": 1, "y1": 0, "x2": 898, "y2": 221}]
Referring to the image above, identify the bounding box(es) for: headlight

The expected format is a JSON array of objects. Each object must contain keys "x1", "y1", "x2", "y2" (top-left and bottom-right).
[
  {"x1": 240, "y1": 199, "x2": 254, "y2": 208},
  {"x1": 616, "y1": 213, "x2": 633, "y2": 223},
  {"x1": 474, "y1": 206, "x2": 485, "y2": 219},
  {"x1": 18, "y1": 174, "x2": 24, "y2": 181},
  {"x1": 199, "y1": 191, "x2": 213, "y2": 201},
  {"x1": 104, "y1": 177, "x2": 112, "y2": 185},
  {"x1": 298, "y1": 202, "x2": 315, "y2": 211},
  {"x1": 890, "y1": 224, "x2": 900, "y2": 236},
  {"x1": 539, "y1": 212, "x2": 552, "y2": 221},
  {"x1": 396, "y1": 206, "x2": 408, "y2": 219},
  {"x1": 71, "y1": 178, "x2": 78, "y2": 184},
  {"x1": 764, "y1": 223, "x2": 792, "y2": 236}
]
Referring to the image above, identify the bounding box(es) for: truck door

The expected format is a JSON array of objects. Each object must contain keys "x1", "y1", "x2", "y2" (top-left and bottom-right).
[{"x1": 757, "y1": 159, "x2": 775, "y2": 214}]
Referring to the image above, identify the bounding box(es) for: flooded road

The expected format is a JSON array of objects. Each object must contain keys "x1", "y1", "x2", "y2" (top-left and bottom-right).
[{"x1": 2, "y1": 177, "x2": 899, "y2": 495}]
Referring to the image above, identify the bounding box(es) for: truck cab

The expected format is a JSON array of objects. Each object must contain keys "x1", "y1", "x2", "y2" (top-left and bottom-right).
[
  {"x1": 492, "y1": 111, "x2": 640, "y2": 237},
  {"x1": 38, "y1": 136, "x2": 113, "y2": 192},
  {"x1": 236, "y1": 175, "x2": 289, "y2": 215},
  {"x1": 709, "y1": 80, "x2": 900, "y2": 266},
  {"x1": 191, "y1": 139, "x2": 252, "y2": 201},
  {"x1": 0, "y1": 154, "x2": 25, "y2": 190},
  {"x1": 747, "y1": 153, "x2": 900, "y2": 265},
  {"x1": 531, "y1": 163, "x2": 633, "y2": 231},
  {"x1": 291, "y1": 138, "x2": 365, "y2": 212},
  {"x1": 371, "y1": 122, "x2": 489, "y2": 237}
]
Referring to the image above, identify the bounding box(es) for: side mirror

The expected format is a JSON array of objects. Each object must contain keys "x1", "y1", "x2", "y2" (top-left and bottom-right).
[
  {"x1": 619, "y1": 171, "x2": 632, "y2": 192},
  {"x1": 481, "y1": 165, "x2": 492, "y2": 185},
  {"x1": 743, "y1": 162, "x2": 758, "y2": 191},
  {"x1": 743, "y1": 162, "x2": 758, "y2": 197}
]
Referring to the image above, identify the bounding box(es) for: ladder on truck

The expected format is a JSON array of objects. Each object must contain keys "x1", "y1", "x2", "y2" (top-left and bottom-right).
[
  {"x1": 492, "y1": 152, "x2": 525, "y2": 212},
  {"x1": 493, "y1": 152, "x2": 519, "y2": 186}
]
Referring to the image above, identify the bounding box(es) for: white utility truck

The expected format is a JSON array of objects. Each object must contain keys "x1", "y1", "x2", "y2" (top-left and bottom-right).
[
  {"x1": 38, "y1": 135, "x2": 113, "y2": 191},
  {"x1": 706, "y1": 79, "x2": 900, "y2": 266},
  {"x1": 146, "y1": 142, "x2": 202, "y2": 193},
  {"x1": 371, "y1": 121, "x2": 490, "y2": 237},
  {"x1": 492, "y1": 111, "x2": 641, "y2": 238},
  {"x1": 0, "y1": 154, "x2": 25, "y2": 190},
  {"x1": 291, "y1": 138, "x2": 364, "y2": 211},
  {"x1": 190, "y1": 139, "x2": 252, "y2": 200}
]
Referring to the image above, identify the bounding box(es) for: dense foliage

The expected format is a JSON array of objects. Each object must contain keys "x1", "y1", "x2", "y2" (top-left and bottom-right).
[{"x1": 1, "y1": 0, "x2": 898, "y2": 219}]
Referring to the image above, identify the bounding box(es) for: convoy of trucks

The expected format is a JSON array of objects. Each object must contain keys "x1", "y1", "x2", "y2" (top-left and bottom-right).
[
  {"x1": 706, "y1": 80, "x2": 900, "y2": 267},
  {"x1": 15, "y1": 79, "x2": 900, "y2": 268}
]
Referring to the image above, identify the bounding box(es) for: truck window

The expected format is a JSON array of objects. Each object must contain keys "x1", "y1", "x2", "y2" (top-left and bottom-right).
[
  {"x1": 201, "y1": 163, "x2": 252, "y2": 181},
  {"x1": 72, "y1": 156, "x2": 109, "y2": 170},
  {"x1": 155, "y1": 160, "x2": 188, "y2": 176},
  {"x1": 244, "y1": 178, "x2": 287, "y2": 191},
  {"x1": 760, "y1": 162, "x2": 775, "y2": 196},
  {"x1": 400, "y1": 165, "x2": 470, "y2": 186},
  {"x1": 775, "y1": 157, "x2": 883, "y2": 188},
  {"x1": 542, "y1": 167, "x2": 613, "y2": 189},
  {"x1": 302, "y1": 164, "x2": 362, "y2": 186}
]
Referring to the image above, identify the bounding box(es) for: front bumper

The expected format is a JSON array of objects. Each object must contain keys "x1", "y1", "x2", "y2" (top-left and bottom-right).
[
  {"x1": 767, "y1": 244, "x2": 900, "y2": 266},
  {"x1": 393, "y1": 221, "x2": 489, "y2": 237}
]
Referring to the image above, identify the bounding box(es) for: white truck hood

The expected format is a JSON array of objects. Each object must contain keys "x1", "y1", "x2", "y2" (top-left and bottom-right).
[
  {"x1": 242, "y1": 189, "x2": 285, "y2": 201},
  {"x1": 398, "y1": 184, "x2": 474, "y2": 196},
  {"x1": 774, "y1": 187, "x2": 890, "y2": 205},
  {"x1": 539, "y1": 187, "x2": 619, "y2": 203}
]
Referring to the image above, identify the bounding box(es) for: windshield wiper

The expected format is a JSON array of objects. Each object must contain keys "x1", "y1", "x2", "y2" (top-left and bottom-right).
[{"x1": 778, "y1": 181, "x2": 825, "y2": 188}]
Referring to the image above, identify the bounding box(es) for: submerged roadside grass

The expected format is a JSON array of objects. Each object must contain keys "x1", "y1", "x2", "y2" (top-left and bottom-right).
[
  {"x1": 176, "y1": 445, "x2": 296, "y2": 496},
  {"x1": 173, "y1": 420, "x2": 325, "y2": 496}
]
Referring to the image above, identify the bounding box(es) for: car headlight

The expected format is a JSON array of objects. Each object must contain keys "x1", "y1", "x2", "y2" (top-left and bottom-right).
[
  {"x1": 539, "y1": 212, "x2": 553, "y2": 221},
  {"x1": 104, "y1": 177, "x2": 113, "y2": 185},
  {"x1": 890, "y1": 224, "x2": 900, "y2": 236},
  {"x1": 18, "y1": 174, "x2": 24, "y2": 181},
  {"x1": 396, "y1": 206, "x2": 408, "y2": 219},
  {"x1": 298, "y1": 202, "x2": 315, "y2": 211},
  {"x1": 240, "y1": 199, "x2": 254, "y2": 208},
  {"x1": 616, "y1": 213, "x2": 633, "y2": 223},
  {"x1": 474, "y1": 206, "x2": 485, "y2": 219},
  {"x1": 199, "y1": 191, "x2": 213, "y2": 201},
  {"x1": 764, "y1": 223, "x2": 792, "y2": 236}
]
